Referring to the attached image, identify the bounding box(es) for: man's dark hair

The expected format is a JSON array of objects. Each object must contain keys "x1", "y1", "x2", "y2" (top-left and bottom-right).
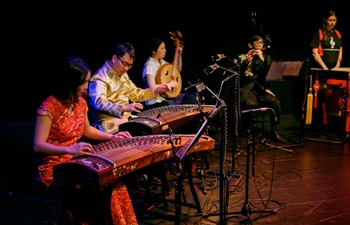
[{"x1": 113, "y1": 42, "x2": 136, "y2": 62}]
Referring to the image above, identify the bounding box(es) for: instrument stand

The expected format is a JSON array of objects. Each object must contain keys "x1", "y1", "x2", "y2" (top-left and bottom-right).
[
  {"x1": 139, "y1": 127, "x2": 204, "y2": 224},
  {"x1": 194, "y1": 93, "x2": 208, "y2": 195},
  {"x1": 168, "y1": 128, "x2": 185, "y2": 225}
]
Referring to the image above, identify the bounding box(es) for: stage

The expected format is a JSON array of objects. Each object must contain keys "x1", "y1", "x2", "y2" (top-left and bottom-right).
[{"x1": 1, "y1": 113, "x2": 350, "y2": 224}]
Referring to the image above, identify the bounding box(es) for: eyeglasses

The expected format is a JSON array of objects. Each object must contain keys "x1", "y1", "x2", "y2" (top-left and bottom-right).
[
  {"x1": 253, "y1": 41, "x2": 264, "y2": 46},
  {"x1": 117, "y1": 56, "x2": 133, "y2": 69}
]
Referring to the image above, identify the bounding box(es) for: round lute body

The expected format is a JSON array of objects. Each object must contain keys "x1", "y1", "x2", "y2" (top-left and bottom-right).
[
  {"x1": 156, "y1": 63, "x2": 182, "y2": 98},
  {"x1": 156, "y1": 30, "x2": 183, "y2": 99}
]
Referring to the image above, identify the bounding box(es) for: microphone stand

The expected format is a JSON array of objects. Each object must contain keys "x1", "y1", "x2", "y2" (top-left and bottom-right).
[
  {"x1": 203, "y1": 65, "x2": 240, "y2": 170},
  {"x1": 194, "y1": 92, "x2": 208, "y2": 194},
  {"x1": 241, "y1": 107, "x2": 278, "y2": 176},
  {"x1": 214, "y1": 72, "x2": 241, "y2": 177},
  {"x1": 202, "y1": 63, "x2": 277, "y2": 224},
  {"x1": 168, "y1": 127, "x2": 184, "y2": 225},
  {"x1": 179, "y1": 83, "x2": 230, "y2": 223},
  {"x1": 238, "y1": 110, "x2": 277, "y2": 223}
]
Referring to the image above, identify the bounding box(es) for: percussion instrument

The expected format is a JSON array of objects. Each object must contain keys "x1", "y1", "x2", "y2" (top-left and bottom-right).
[
  {"x1": 311, "y1": 68, "x2": 350, "y2": 132},
  {"x1": 53, "y1": 134, "x2": 215, "y2": 190}
]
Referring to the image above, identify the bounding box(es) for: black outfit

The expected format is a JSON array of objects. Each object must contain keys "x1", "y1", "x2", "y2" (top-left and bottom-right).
[
  {"x1": 310, "y1": 29, "x2": 342, "y2": 69},
  {"x1": 236, "y1": 52, "x2": 285, "y2": 142},
  {"x1": 309, "y1": 29, "x2": 343, "y2": 131}
]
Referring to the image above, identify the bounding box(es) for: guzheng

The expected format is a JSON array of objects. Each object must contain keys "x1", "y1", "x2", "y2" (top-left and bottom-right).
[
  {"x1": 53, "y1": 134, "x2": 215, "y2": 190},
  {"x1": 118, "y1": 104, "x2": 215, "y2": 136}
]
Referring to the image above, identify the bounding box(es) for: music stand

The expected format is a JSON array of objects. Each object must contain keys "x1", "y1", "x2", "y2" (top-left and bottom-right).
[
  {"x1": 257, "y1": 60, "x2": 305, "y2": 153},
  {"x1": 266, "y1": 60, "x2": 304, "y2": 81}
]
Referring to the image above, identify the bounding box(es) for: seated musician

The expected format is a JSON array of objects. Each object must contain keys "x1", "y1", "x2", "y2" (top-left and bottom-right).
[
  {"x1": 88, "y1": 42, "x2": 170, "y2": 134},
  {"x1": 141, "y1": 37, "x2": 201, "y2": 179},
  {"x1": 234, "y1": 34, "x2": 285, "y2": 142},
  {"x1": 141, "y1": 37, "x2": 196, "y2": 111},
  {"x1": 310, "y1": 10, "x2": 347, "y2": 132},
  {"x1": 33, "y1": 56, "x2": 138, "y2": 225}
]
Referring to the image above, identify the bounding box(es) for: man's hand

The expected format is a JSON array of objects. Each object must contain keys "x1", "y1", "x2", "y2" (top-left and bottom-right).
[
  {"x1": 153, "y1": 84, "x2": 171, "y2": 94},
  {"x1": 123, "y1": 102, "x2": 143, "y2": 113}
]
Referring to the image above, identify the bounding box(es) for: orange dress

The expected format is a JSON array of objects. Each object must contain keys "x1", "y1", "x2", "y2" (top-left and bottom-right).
[{"x1": 37, "y1": 96, "x2": 138, "y2": 225}]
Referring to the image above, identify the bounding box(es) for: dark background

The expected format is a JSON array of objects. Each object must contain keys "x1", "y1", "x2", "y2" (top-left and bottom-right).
[{"x1": 2, "y1": 2, "x2": 349, "y2": 127}]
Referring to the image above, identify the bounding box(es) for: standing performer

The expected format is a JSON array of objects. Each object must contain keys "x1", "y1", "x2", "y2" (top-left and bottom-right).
[
  {"x1": 33, "y1": 56, "x2": 138, "y2": 224},
  {"x1": 310, "y1": 10, "x2": 347, "y2": 133},
  {"x1": 310, "y1": 10, "x2": 342, "y2": 71}
]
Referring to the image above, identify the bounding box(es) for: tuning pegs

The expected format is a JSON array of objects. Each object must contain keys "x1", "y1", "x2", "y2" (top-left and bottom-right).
[
  {"x1": 170, "y1": 30, "x2": 183, "y2": 39},
  {"x1": 169, "y1": 30, "x2": 184, "y2": 46},
  {"x1": 175, "y1": 30, "x2": 182, "y2": 38}
]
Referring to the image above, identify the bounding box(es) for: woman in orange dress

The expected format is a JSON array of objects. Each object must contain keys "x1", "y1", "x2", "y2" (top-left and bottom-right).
[{"x1": 33, "y1": 56, "x2": 138, "y2": 224}]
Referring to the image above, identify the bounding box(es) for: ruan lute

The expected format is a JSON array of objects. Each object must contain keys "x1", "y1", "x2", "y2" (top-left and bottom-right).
[{"x1": 156, "y1": 30, "x2": 183, "y2": 98}]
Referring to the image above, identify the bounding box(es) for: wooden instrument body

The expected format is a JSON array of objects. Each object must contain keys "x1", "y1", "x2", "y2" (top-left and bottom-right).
[
  {"x1": 53, "y1": 134, "x2": 215, "y2": 190},
  {"x1": 156, "y1": 30, "x2": 183, "y2": 99},
  {"x1": 118, "y1": 104, "x2": 215, "y2": 136},
  {"x1": 313, "y1": 68, "x2": 350, "y2": 81},
  {"x1": 156, "y1": 63, "x2": 182, "y2": 98}
]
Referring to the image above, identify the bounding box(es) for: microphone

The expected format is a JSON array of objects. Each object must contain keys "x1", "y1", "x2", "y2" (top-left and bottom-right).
[
  {"x1": 203, "y1": 63, "x2": 219, "y2": 75},
  {"x1": 211, "y1": 54, "x2": 226, "y2": 61},
  {"x1": 241, "y1": 107, "x2": 271, "y2": 114},
  {"x1": 211, "y1": 54, "x2": 241, "y2": 68},
  {"x1": 204, "y1": 63, "x2": 240, "y2": 76},
  {"x1": 241, "y1": 107, "x2": 277, "y2": 122}
]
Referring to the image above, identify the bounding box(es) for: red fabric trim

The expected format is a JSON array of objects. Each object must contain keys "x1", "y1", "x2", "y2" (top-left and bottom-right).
[{"x1": 318, "y1": 29, "x2": 341, "y2": 57}]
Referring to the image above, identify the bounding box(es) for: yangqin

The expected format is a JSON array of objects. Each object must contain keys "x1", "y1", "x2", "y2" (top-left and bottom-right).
[{"x1": 53, "y1": 134, "x2": 215, "y2": 190}]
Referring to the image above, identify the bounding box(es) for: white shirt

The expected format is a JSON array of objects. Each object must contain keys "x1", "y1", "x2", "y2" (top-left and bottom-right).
[{"x1": 142, "y1": 56, "x2": 168, "y2": 106}]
